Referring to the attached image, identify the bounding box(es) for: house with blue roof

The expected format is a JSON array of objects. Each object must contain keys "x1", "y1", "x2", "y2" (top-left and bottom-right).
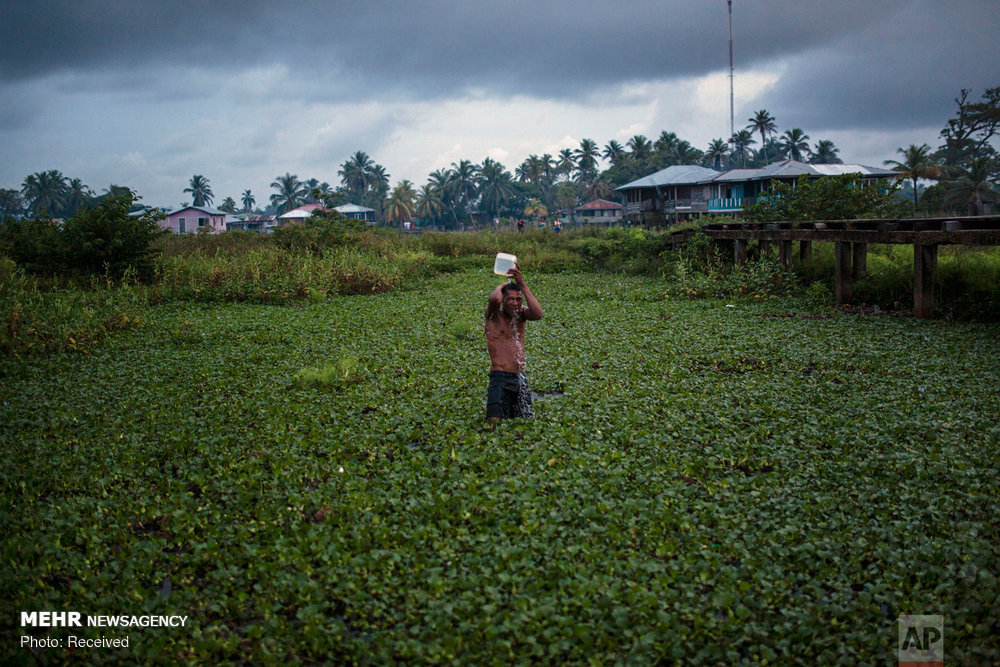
[{"x1": 616, "y1": 160, "x2": 899, "y2": 226}]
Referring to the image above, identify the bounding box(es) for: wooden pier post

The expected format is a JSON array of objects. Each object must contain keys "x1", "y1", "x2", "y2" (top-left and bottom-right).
[
  {"x1": 914, "y1": 243, "x2": 938, "y2": 318},
  {"x1": 834, "y1": 242, "x2": 852, "y2": 305},
  {"x1": 799, "y1": 241, "x2": 812, "y2": 261},
  {"x1": 759, "y1": 240, "x2": 771, "y2": 258},
  {"x1": 734, "y1": 239, "x2": 748, "y2": 264},
  {"x1": 851, "y1": 243, "x2": 868, "y2": 280},
  {"x1": 779, "y1": 241, "x2": 792, "y2": 268}
]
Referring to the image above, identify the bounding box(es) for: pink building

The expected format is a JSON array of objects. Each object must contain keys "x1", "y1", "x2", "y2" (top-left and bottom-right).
[{"x1": 162, "y1": 206, "x2": 227, "y2": 234}]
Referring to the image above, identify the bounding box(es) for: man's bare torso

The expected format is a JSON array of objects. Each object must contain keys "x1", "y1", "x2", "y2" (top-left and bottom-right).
[{"x1": 485, "y1": 310, "x2": 526, "y2": 372}]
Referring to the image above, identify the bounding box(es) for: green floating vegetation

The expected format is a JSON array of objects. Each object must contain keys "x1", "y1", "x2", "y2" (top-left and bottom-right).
[
  {"x1": 292, "y1": 355, "x2": 363, "y2": 388},
  {"x1": 1, "y1": 269, "x2": 999, "y2": 664}
]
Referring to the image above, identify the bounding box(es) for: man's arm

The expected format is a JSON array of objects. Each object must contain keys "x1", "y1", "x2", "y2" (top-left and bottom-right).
[
  {"x1": 507, "y1": 263, "x2": 543, "y2": 320},
  {"x1": 485, "y1": 284, "x2": 503, "y2": 320}
]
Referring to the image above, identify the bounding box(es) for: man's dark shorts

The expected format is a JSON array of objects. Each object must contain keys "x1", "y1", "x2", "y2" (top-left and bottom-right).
[{"x1": 486, "y1": 371, "x2": 533, "y2": 419}]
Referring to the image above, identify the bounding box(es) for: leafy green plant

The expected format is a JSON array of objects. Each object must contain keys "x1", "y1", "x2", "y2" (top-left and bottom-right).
[
  {"x1": 292, "y1": 354, "x2": 363, "y2": 388},
  {"x1": 2, "y1": 270, "x2": 999, "y2": 663},
  {"x1": 448, "y1": 319, "x2": 478, "y2": 340},
  {"x1": 0, "y1": 191, "x2": 166, "y2": 281},
  {"x1": 744, "y1": 175, "x2": 904, "y2": 222}
]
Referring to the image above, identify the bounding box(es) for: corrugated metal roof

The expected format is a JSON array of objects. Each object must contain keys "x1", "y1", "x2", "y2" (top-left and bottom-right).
[
  {"x1": 752, "y1": 160, "x2": 899, "y2": 180},
  {"x1": 711, "y1": 168, "x2": 758, "y2": 182},
  {"x1": 166, "y1": 205, "x2": 227, "y2": 216},
  {"x1": 616, "y1": 165, "x2": 721, "y2": 190},
  {"x1": 752, "y1": 160, "x2": 816, "y2": 179},
  {"x1": 809, "y1": 163, "x2": 898, "y2": 177},
  {"x1": 616, "y1": 161, "x2": 902, "y2": 193},
  {"x1": 576, "y1": 199, "x2": 622, "y2": 211},
  {"x1": 335, "y1": 203, "x2": 375, "y2": 213}
]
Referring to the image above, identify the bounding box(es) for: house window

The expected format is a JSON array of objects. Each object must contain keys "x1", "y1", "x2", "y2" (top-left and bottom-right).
[
  {"x1": 198, "y1": 217, "x2": 208, "y2": 227},
  {"x1": 178, "y1": 217, "x2": 186, "y2": 233}
]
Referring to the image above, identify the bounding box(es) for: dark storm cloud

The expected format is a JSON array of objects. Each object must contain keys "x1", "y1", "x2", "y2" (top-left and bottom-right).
[
  {"x1": 2, "y1": 0, "x2": 927, "y2": 99},
  {"x1": 759, "y1": 0, "x2": 1000, "y2": 132}
]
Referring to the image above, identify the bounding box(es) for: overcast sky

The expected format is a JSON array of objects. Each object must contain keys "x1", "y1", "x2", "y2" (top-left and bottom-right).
[{"x1": 2, "y1": 0, "x2": 998, "y2": 208}]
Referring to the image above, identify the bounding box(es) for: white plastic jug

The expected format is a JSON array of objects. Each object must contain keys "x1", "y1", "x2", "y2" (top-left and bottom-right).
[{"x1": 493, "y1": 253, "x2": 517, "y2": 276}]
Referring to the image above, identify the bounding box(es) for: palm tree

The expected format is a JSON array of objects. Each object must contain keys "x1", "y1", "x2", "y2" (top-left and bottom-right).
[
  {"x1": 477, "y1": 158, "x2": 514, "y2": 217},
  {"x1": 574, "y1": 138, "x2": 600, "y2": 180},
  {"x1": 184, "y1": 174, "x2": 214, "y2": 206},
  {"x1": 241, "y1": 189, "x2": 256, "y2": 214},
  {"x1": 0, "y1": 188, "x2": 24, "y2": 219},
  {"x1": 884, "y1": 143, "x2": 941, "y2": 210},
  {"x1": 556, "y1": 149, "x2": 575, "y2": 180},
  {"x1": 809, "y1": 140, "x2": 842, "y2": 165},
  {"x1": 580, "y1": 177, "x2": 612, "y2": 202},
  {"x1": 524, "y1": 197, "x2": 548, "y2": 219},
  {"x1": 428, "y1": 169, "x2": 460, "y2": 227},
  {"x1": 943, "y1": 157, "x2": 995, "y2": 216},
  {"x1": 779, "y1": 129, "x2": 810, "y2": 161},
  {"x1": 339, "y1": 151, "x2": 374, "y2": 201},
  {"x1": 22, "y1": 169, "x2": 68, "y2": 217},
  {"x1": 65, "y1": 178, "x2": 92, "y2": 216},
  {"x1": 103, "y1": 184, "x2": 132, "y2": 202},
  {"x1": 415, "y1": 183, "x2": 445, "y2": 223},
  {"x1": 540, "y1": 154, "x2": 557, "y2": 186},
  {"x1": 705, "y1": 138, "x2": 730, "y2": 171},
  {"x1": 219, "y1": 196, "x2": 237, "y2": 213},
  {"x1": 654, "y1": 131, "x2": 679, "y2": 164},
  {"x1": 555, "y1": 182, "x2": 579, "y2": 213},
  {"x1": 450, "y1": 160, "x2": 478, "y2": 218},
  {"x1": 673, "y1": 140, "x2": 702, "y2": 165},
  {"x1": 302, "y1": 178, "x2": 320, "y2": 204},
  {"x1": 747, "y1": 110, "x2": 777, "y2": 163},
  {"x1": 602, "y1": 140, "x2": 626, "y2": 168},
  {"x1": 365, "y1": 163, "x2": 391, "y2": 218},
  {"x1": 729, "y1": 130, "x2": 757, "y2": 168},
  {"x1": 517, "y1": 154, "x2": 544, "y2": 185},
  {"x1": 385, "y1": 180, "x2": 417, "y2": 226},
  {"x1": 269, "y1": 172, "x2": 308, "y2": 215},
  {"x1": 627, "y1": 135, "x2": 653, "y2": 161}
]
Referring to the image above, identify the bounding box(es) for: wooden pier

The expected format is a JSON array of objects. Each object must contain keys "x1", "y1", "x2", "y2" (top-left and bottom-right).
[{"x1": 665, "y1": 216, "x2": 1000, "y2": 318}]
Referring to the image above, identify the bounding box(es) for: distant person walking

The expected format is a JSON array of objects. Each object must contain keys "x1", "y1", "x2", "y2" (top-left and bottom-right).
[
  {"x1": 517, "y1": 218, "x2": 525, "y2": 234},
  {"x1": 554, "y1": 218, "x2": 562, "y2": 234},
  {"x1": 484, "y1": 262, "x2": 543, "y2": 423}
]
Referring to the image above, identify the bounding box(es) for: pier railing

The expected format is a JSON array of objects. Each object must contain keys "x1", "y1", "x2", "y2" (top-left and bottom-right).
[{"x1": 663, "y1": 216, "x2": 1000, "y2": 318}]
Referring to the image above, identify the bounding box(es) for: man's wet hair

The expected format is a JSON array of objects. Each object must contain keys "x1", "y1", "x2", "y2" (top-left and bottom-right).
[{"x1": 501, "y1": 283, "x2": 522, "y2": 297}]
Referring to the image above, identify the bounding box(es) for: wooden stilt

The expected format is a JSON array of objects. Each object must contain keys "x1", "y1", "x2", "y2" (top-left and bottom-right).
[
  {"x1": 835, "y1": 242, "x2": 852, "y2": 305},
  {"x1": 779, "y1": 241, "x2": 792, "y2": 268},
  {"x1": 914, "y1": 243, "x2": 937, "y2": 318},
  {"x1": 799, "y1": 241, "x2": 812, "y2": 261},
  {"x1": 851, "y1": 243, "x2": 868, "y2": 280},
  {"x1": 734, "y1": 239, "x2": 748, "y2": 264}
]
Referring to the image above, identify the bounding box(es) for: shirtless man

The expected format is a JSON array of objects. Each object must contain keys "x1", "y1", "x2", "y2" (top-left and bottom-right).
[{"x1": 484, "y1": 262, "x2": 543, "y2": 423}]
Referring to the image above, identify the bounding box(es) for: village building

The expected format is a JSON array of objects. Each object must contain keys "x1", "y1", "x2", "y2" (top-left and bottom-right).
[
  {"x1": 161, "y1": 205, "x2": 228, "y2": 234},
  {"x1": 617, "y1": 160, "x2": 900, "y2": 226},
  {"x1": 574, "y1": 199, "x2": 623, "y2": 224}
]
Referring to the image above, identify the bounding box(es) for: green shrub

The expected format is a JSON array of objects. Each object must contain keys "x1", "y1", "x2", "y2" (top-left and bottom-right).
[
  {"x1": 60, "y1": 192, "x2": 166, "y2": 280},
  {"x1": 0, "y1": 218, "x2": 64, "y2": 274},
  {"x1": 0, "y1": 191, "x2": 166, "y2": 280},
  {"x1": 272, "y1": 218, "x2": 363, "y2": 255}
]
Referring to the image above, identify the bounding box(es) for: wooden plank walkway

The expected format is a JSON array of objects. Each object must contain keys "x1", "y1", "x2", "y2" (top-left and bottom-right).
[{"x1": 663, "y1": 216, "x2": 1000, "y2": 318}]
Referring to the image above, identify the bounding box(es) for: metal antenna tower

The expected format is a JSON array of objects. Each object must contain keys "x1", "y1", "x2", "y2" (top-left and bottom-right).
[{"x1": 728, "y1": 0, "x2": 735, "y2": 139}]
